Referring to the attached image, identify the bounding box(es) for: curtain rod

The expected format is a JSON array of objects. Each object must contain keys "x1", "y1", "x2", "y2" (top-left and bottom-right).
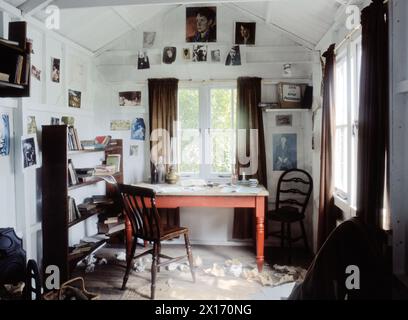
[
  {"x1": 335, "y1": 25, "x2": 361, "y2": 53},
  {"x1": 115, "y1": 78, "x2": 312, "y2": 85}
]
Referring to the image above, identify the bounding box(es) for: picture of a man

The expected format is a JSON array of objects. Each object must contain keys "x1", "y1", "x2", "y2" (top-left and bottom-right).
[
  {"x1": 22, "y1": 136, "x2": 37, "y2": 169},
  {"x1": 273, "y1": 134, "x2": 297, "y2": 171},
  {"x1": 225, "y1": 46, "x2": 241, "y2": 66},
  {"x1": 163, "y1": 47, "x2": 177, "y2": 64},
  {"x1": 192, "y1": 45, "x2": 207, "y2": 62},
  {"x1": 235, "y1": 22, "x2": 256, "y2": 45},
  {"x1": 186, "y1": 7, "x2": 216, "y2": 42},
  {"x1": 138, "y1": 51, "x2": 150, "y2": 69}
]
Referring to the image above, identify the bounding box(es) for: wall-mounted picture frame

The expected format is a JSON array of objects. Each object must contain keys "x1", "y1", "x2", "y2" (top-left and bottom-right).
[
  {"x1": 211, "y1": 49, "x2": 221, "y2": 62},
  {"x1": 0, "y1": 113, "x2": 10, "y2": 157},
  {"x1": 278, "y1": 83, "x2": 303, "y2": 108},
  {"x1": 68, "y1": 89, "x2": 82, "y2": 108},
  {"x1": 119, "y1": 91, "x2": 141, "y2": 106},
  {"x1": 272, "y1": 133, "x2": 297, "y2": 171},
  {"x1": 192, "y1": 45, "x2": 208, "y2": 62},
  {"x1": 21, "y1": 135, "x2": 39, "y2": 170},
  {"x1": 51, "y1": 57, "x2": 60, "y2": 83},
  {"x1": 131, "y1": 118, "x2": 146, "y2": 141},
  {"x1": 235, "y1": 22, "x2": 256, "y2": 45},
  {"x1": 276, "y1": 114, "x2": 293, "y2": 127},
  {"x1": 186, "y1": 6, "x2": 217, "y2": 43}
]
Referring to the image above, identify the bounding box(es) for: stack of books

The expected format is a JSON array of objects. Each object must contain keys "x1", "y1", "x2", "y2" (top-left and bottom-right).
[
  {"x1": 75, "y1": 168, "x2": 95, "y2": 183},
  {"x1": 80, "y1": 135, "x2": 112, "y2": 150},
  {"x1": 98, "y1": 216, "x2": 125, "y2": 235},
  {"x1": 93, "y1": 165, "x2": 116, "y2": 176}
]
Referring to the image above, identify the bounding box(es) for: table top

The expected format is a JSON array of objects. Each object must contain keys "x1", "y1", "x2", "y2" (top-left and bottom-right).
[{"x1": 133, "y1": 182, "x2": 269, "y2": 197}]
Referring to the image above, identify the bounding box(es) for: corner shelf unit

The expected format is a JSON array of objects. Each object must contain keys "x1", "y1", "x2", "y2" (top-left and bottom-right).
[
  {"x1": 42, "y1": 125, "x2": 123, "y2": 282},
  {"x1": 0, "y1": 21, "x2": 31, "y2": 98}
]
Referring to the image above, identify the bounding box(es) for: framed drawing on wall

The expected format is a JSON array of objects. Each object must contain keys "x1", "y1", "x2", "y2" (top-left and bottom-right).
[{"x1": 272, "y1": 133, "x2": 297, "y2": 171}]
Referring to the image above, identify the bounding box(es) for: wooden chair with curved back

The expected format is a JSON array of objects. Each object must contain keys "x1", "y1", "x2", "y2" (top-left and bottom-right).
[
  {"x1": 267, "y1": 169, "x2": 313, "y2": 263},
  {"x1": 118, "y1": 184, "x2": 195, "y2": 300}
]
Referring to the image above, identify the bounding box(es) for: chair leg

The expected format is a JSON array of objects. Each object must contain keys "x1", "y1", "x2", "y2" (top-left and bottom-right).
[
  {"x1": 280, "y1": 222, "x2": 285, "y2": 248},
  {"x1": 300, "y1": 221, "x2": 310, "y2": 253},
  {"x1": 287, "y1": 223, "x2": 292, "y2": 265},
  {"x1": 122, "y1": 238, "x2": 137, "y2": 290},
  {"x1": 151, "y1": 242, "x2": 158, "y2": 300},
  {"x1": 184, "y1": 233, "x2": 195, "y2": 283},
  {"x1": 157, "y1": 242, "x2": 161, "y2": 273}
]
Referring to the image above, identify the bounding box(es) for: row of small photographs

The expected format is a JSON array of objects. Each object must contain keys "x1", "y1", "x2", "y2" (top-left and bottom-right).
[{"x1": 137, "y1": 45, "x2": 241, "y2": 69}]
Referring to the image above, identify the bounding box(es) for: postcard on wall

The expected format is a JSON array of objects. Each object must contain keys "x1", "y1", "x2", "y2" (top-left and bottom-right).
[
  {"x1": 31, "y1": 65, "x2": 41, "y2": 81},
  {"x1": 276, "y1": 114, "x2": 293, "y2": 127},
  {"x1": 131, "y1": 118, "x2": 146, "y2": 141},
  {"x1": 0, "y1": 113, "x2": 10, "y2": 157},
  {"x1": 106, "y1": 154, "x2": 121, "y2": 173},
  {"x1": 68, "y1": 89, "x2": 82, "y2": 108},
  {"x1": 51, "y1": 117, "x2": 60, "y2": 125},
  {"x1": 186, "y1": 7, "x2": 217, "y2": 43},
  {"x1": 272, "y1": 133, "x2": 297, "y2": 171},
  {"x1": 110, "y1": 120, "x2": 131, "y2": 131},
  {"x1": 119, "y1": 91, "x2": 141, "y2": 106},
  {"x1": 27, "y1": 116, "x2": 37, "y2": 134},
  {"x1": 211, "y1": 49, "x2": 221, "y2": 62},
  {"x1": 61, "y1": 116, "x2": 75, "y2": 126},
  {"x1": 235, "y1": 22, "x2": 256, "y2": 45},
  {"x1": 130, "y1": 145, "x2": 139, "y2": 157},
  {"x1": 192, "y1": 45, "x2": 208, "y2": 62},
  {"x1": 21, "y1": 135, "x2": 39, "y2": 170},
  {"x1": 51, "y1": 57, "x2": 60, "y2": 83},
  {"x1": 163, "y1": 47, "x2": 177, "y2": 64},
  {"x1": 138, "y1": 51, "x2": 150, "y2": 70},
  {"x1": 225, "y1": 45, "x2": 241, "y2": 66},
  {"x1": 183, "y1": 48, "x2": 191, "y2": 61},
  {"x1": 143, "y1": 31, "x2": 156, "y2": 48}
]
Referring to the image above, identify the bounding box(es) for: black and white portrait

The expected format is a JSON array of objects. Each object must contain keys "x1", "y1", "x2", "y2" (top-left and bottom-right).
[
  {"x1": 163, "y1": 47, "x2": 177, "y2": 64},
  {"x1": 186, "y1": 7, "x2": 216, "y2": 43},
  {"x1": 192, "y1": 45, "x2": 207, "y2": 62},
  {"x1": 273, "y1": 133, "x2": 297, "y2": 171},
  {"x1": 225, "y1": 45, "x2": 241, "y2": 66},
  {"x1": 183, "y1": 48, "x2": 191, "y2": 60},
  {"x1": 51, "y1": 57, "x2": 60, "y2": 83},
  {"x1": 235, "y1": 22, "x2": 256, "y2": 45},
  {"x1": 211, "y1": 49, "x2": 221, "y2": 62},
  {"x1": 143, "y1": 32, "x2": 156, "y2": 48},
  {"x1": 138, "y1": 51, "x2": 150, "y2": 69},
  {"x1": 22, "y1": 135, "x2": 38, "y2": 169}
]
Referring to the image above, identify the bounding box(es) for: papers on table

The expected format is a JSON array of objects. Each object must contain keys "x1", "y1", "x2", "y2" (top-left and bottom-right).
[
  {"x1": 178, "y1": 179, "x2": 207, "y2": 187},
  {"x1": 221, "y1": 186, "x2": 263, "y2": 194}
]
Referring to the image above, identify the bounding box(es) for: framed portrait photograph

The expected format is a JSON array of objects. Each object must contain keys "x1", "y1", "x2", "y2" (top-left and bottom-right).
[
  {"x1": 138, "y1": 51, "x2": 150, "y2": 69},
  {"x1": 273, "y1": 133, "x2": 297, "y2": 171},
  {"x1": 21, "y1": 135, "x2": 39, "y2": 170},
  {"x1": 119, "y1": 91, "x2": 141, "y2": 106},
  {"x1": 186, "y1": 6, "x2": 217, "y2": 42},
  {"x1": 225, "y1": 45, "x2": 241, "y2": 66},
  {"x1": 163, "y1": 47, "x2": 177, "y2": 64},
  {"x1": 235, "y1": 22, "x2": 256, "y2": 45}
]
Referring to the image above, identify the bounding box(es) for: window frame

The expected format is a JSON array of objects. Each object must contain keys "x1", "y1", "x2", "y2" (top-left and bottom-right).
[
  {"x1": 333, "y1": 33, "x2": 362, "y2": 217},
  {"x1": 177, "y1": 81, "x2": 237, "y2": 182}
]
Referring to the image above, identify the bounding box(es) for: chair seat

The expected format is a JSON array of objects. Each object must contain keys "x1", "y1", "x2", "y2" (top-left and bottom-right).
[
  {"x1": 268, "y1": 206, "x2": 304, "y2": 223},
  {"x1": 160, "y1": 226, "x2": 189, "y2": 241}
]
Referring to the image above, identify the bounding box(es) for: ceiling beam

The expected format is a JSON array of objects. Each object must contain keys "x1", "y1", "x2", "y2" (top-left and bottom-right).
[
  {"x1": 52, "y1": 0, "x2": 278, "y2": 9},
  {"x1": 18, "y1": 0, "x2": 54, "y2": 16}
]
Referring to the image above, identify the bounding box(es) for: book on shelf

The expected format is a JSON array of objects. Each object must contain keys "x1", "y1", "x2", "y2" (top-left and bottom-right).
[
  {"x1": 77, "y1": 202, "x2": 99, "y2": 215},
  {"x1": 106, "y1": 154, "x2": 121, "y2": 173},
  {"x1": 91, "y1": 195, "x2": 114, "y2": 205},
  {"x1": 68, "y1": 196, "x2": 81, "y2": 223},
  {"x1": 0, "y1": 72, "x2": 10, "y2": 82},
  {"x1": 67, "y1": 126, "x2": 82, "y2": 151},
  {"x1": 93, "y1": 164, "x2": 116, "y2": 176},
  {"x1": 14, "y1": 55, "x2": 24, "y2": 84},
  {"x1": 68, "y1": 159, "x2": 79, "y2": 186},
  {"x1": 97, "y1": 220, "x2": 125, "y2": 235},
  {"x1": 0, "y1": 37, "x2": 19, "y2": 46}
]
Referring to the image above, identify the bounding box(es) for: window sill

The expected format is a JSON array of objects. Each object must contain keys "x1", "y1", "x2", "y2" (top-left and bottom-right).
[{"x1": 334, "y1": 194, "x2": 357, "y2": 218}]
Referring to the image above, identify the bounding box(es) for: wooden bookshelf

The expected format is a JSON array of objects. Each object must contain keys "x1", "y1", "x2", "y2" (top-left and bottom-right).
[
  {"x1": 0, "y1": 21, "x2": 31, "y2": 98},
  {"x1": 42, "y1": 125, "x2": 123, "y2": 282}
]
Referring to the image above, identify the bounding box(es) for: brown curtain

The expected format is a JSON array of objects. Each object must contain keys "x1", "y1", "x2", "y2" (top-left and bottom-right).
[
  {"x1": 356, "y1": 0, "x2": 389, "y2": 229},
  {"x1": 233, "y1": 77, "x2": 267, "y2": 239},
  {"x1": 317, "y1": 44, "x2": 341, "y2": 249},
  {"x1": 148, "y1": 78, "x2": 180, "y2": 228}
]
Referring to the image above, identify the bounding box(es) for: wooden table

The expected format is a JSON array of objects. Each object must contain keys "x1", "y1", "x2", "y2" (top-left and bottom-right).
[{"x1": 126, "y1": 184, "x2": 269, "y2": 272}]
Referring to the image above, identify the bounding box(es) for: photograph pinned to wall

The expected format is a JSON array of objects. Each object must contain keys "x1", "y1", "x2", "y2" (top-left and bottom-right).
[
  {"x1": 211, "y1": 49, "x2": 221, "y2": 62},
  {"x1": 186, "y1": 7, "x2": 217, "y2": 42},
  {"x1": 225, "y1": 45, "x2": 241, "y2": 66},
  {"x1": 235, "y1": 22, "x2": 256, "y2": 45},
  {"x1": 61, "y1": 116, "x2": 75, "y2": 126},
  {"x1": 276, "y1": 114, "x2": 293, "y2": 127},
  {"x1": 192, "y1": 45, "x2": 208, "y2": 62},
  {"x1": 0, "y1": 113, "x2": 10, "y2": 157},
  {"x1": 27, "y1": 116, "x2": 37, "y2": 134},
  {"x1": 110, "y1": 120, "x2": 131, "y2": 131},
  {"x1": 21, "y1": 135, "x2": 39, "y2": 169},
  {"x1": 68, "y1": 89, "x2": 81, "y2": 108},
  {"x1": 273, "y1": 133, "x2": 297, "y2": 171},
  {"x1": 131, "y1": 118, "x2": 146, "y2": 141},
  {"x1": 129, "y1": 145, "x2": 139, "y2": 157},
  {"x1": 51, "y1": 117, "x2": 60, "y2": 125},
  {"x1": 163, "y1": 47, "x2": 177, "y2": 64},
  {"x1": 119, "y1": 91, "x2": 141, "y2": 106},
  {"x1": 51, "y1": 57, "x2": 60, "y2": 83},
  {"x1": 182, "y1": 48, "x2": 191, "y2": 61},
  {"x1": 31, "y1": 65, "x2": 41, "y2": 81},
  {"x1": 143, "y1": 31, "x2": 156, "y2": 48},
  {"x1": 106, "y1": 154, "x2": 121, "y2": 173},
  {"x1": 138, "y1": 51, "x2": 150, "y2": 69}
]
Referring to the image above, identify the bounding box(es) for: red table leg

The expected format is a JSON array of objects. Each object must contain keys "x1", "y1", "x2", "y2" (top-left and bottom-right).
[
  {"x1": 255, "y1": 196, "x2": 265, "y2": 272},
  {"x1": 125, "y1": 215, "x2": 132, "y2": 263}
]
